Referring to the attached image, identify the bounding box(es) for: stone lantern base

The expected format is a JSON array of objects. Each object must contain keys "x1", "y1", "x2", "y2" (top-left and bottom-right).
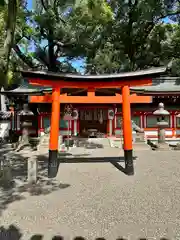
[{"x1": 155, "y1": 123, "x2": 171, "y2": 151}]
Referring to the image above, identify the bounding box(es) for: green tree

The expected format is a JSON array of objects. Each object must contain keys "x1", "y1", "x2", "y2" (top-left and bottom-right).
[
  {"x1": 12, "y1": 0, "x2": 113, "y2": 72},
  {"x1": 168, "y1": 24, "x2": 180, "y2": 76},
  {"x1": 11, "y1": 0, "x2": 180, "y2": 77},
  {"x1": 80, "y1": 0, "x2": 180, "y2": 74}
]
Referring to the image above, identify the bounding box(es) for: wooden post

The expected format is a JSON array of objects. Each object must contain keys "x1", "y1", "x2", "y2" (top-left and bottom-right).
[
  {"x1": 122, "y1": 85, "x2": 134, "y2": 175},
  {"x1": 48, "y1": 87, "x2": 60, "y2": 178}
]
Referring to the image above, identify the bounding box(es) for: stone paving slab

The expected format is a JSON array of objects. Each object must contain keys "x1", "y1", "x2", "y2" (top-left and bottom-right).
[{"x1": 0, "y1": 149, "x2": 180, "y2": 239}]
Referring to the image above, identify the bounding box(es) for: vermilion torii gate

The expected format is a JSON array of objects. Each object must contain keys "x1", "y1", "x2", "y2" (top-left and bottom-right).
[{"x1": 21, "y1": 67, "x2": 167, "y2": 178}]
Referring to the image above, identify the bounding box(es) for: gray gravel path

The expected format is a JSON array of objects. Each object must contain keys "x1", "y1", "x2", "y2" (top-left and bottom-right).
[{"x1": 0, "y1": 148, "x2": 180, "y2": 239}]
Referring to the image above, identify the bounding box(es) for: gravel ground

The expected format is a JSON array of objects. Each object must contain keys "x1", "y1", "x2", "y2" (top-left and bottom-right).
[{"x1": 0, "y1": 148, "x2": 180, "y2": 240}]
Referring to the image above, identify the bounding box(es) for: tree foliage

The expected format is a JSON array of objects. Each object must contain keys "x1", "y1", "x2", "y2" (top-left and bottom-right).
[
  {"x1": 1, "y1": 0, "x2": 180, "y2": 87},
  {"x1": 82, "y1": 0, "x2": 180, "y2": 73},
  {"x1": 0, "y1": 0, "x2": 31, "y2": 86},
  {"x1": 29, "y1": 0, "x2": 180, "y2": 75},
  {"x1": 26, "y1": 0, "x2": 114, "y2": 72},
  {"x1": 0, "y1": 0, "x2": 18, "y2": 85}
]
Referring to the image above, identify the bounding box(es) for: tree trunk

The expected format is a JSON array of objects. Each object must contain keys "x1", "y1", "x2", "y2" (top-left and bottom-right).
[
  {"x1": 48, "y1": 29, "x2": 57, "y2": 72},
  {"x1": 3, "y1": 0, "x2": 18, "y2": 84}
]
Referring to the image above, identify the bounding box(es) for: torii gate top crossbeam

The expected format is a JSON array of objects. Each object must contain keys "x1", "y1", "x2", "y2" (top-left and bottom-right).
[{"x1": 21, "y1": 67, "x2": 167, "y2": 88}]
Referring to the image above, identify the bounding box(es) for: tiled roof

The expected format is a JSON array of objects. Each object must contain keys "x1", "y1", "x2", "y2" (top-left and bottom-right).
[
  {"x1": 130, "y1": 77, "x2": 180, "y2": 95},
  {"x1": 0, "y1": 82, "x2": 49, "y2": 96}
]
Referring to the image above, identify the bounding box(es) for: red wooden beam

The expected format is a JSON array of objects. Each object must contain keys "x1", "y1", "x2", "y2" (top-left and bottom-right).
[{"x1": 29, "y1": 78, "x2": 152, "y2": 88}]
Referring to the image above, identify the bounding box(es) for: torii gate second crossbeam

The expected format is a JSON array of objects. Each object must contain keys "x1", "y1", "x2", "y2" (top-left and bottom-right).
[{"x1": 21, "y1": 67, "x2": 167, "y2": 178}]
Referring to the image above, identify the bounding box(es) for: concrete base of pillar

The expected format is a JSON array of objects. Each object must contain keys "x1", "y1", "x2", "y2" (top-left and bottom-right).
[
  {"x1": 124, "y1": 149, "x2": 134, "y2": 175},
  {"x1": 48, "y1": 150, "x2": 59, "y2": 178}
]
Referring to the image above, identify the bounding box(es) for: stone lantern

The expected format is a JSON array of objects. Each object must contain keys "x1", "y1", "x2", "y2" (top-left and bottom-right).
[
  {"x1": 153, "y1": 102, "x2": 170, "y2": 149},
  {"x1": 16, "y1": 103, "x2": 34, "y2": 151}
]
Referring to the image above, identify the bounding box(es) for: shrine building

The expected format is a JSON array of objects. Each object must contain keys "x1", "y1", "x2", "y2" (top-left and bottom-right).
[{"x1": 12, "y1": 76, "x2": 178, "y2": 141}]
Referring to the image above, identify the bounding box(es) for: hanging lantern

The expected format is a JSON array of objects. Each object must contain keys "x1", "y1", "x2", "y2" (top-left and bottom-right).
[
  {"x1": 64, "y1": 104, "x2": 73, "y2": 115},
  {"x1": 72, "y1": 109, "x2": 79, "y2": 120},
  {"x1": 108, "y1": 109, "x2": 114, "y2": 120}
]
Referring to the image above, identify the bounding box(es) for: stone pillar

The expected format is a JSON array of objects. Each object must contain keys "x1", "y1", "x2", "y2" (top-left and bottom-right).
[
  {"x1": 153, "y1": 103, "x2": 170, "y2": 150},
  {"x1": 0, "y1": 155, "x2": 12, "y2": 187},
  {"x1": 28, "y1": 155, "x2": 38, "y2": 184}
]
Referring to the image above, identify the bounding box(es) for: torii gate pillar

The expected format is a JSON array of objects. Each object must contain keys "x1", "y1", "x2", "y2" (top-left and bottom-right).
[
  {"x1": 122, "y1": 85, "x2": 134, "y2": 175},
  {"x1": 48, "y1": 86, "x2": 60, "y2": 178}
]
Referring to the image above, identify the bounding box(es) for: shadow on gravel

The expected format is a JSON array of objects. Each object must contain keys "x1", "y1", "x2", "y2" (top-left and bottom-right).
[
  {"x1": 0, "y1": 148, "x2": 136, "y2": 216},
  {"x1": 0, "y1": 151, "x2": 70, "y2": 216},
  {"x1": 39, "y1": 154, "x2": 137, "y2": 175},
  {"x1": 58, "y1": 155, "x2": 137, "y2": 175},
  {"x1": 0, "y1": 224, "x2": 171, "y2": 240}
]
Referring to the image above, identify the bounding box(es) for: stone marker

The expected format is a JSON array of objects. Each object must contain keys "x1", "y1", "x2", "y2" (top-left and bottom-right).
[
  {"x1": 0, "y1": 155, "x2": 12, "y2": 186},
  {"x1": 18, "y1": 148, "x2": 38, "y2": 184},
  {"x1": 27, "y1": 155, "x2": 38, "y2": 184}
]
